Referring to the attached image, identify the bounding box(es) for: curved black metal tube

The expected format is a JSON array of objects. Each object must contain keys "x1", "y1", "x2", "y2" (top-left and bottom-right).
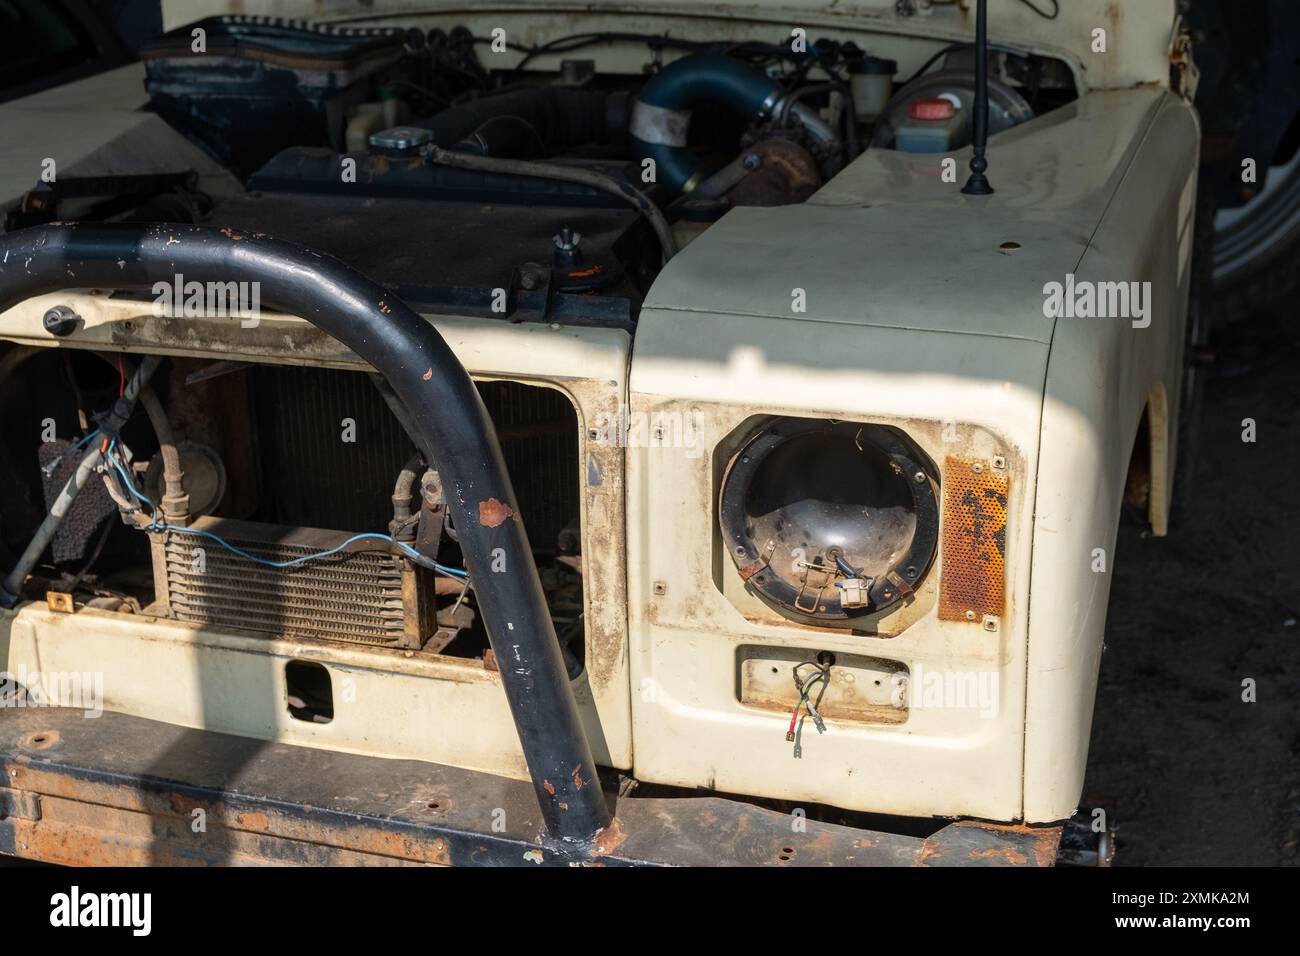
[{"x1": 0, "y1": 222, "x2": 611, "y2": 846}]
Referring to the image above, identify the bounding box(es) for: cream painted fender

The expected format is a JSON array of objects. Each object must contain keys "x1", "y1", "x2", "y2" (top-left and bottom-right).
[
  {"x1": 628, "y1": 87, "x2": 1199, "y2": 822},
  {"x1": 1023, "y1": 96, "x2": 1200, "y2": 821}
]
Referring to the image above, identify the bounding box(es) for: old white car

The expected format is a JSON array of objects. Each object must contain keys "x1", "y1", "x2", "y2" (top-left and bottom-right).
[{"x1": 0, "y1": 0, "x2": 1201, "y2": 866}]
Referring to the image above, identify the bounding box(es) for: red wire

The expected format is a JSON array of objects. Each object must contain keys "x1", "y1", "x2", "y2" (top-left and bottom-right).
[{"x1": 100, "y1": 357, "x2": 126, "y2": 453}]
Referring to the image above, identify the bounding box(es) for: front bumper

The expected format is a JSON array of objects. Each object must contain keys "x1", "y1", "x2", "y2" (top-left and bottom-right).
[{"x1": 0, "y1": 707, "x2": 1060, "y2": 867}]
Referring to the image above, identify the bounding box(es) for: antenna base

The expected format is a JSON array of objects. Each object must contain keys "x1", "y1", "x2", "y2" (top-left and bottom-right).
[{"x1": 961, "y1": 174, "x2": 995, "y2": 196}]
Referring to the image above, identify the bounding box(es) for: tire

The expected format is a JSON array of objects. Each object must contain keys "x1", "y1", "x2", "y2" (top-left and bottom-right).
[
  {"x1": 1212, "y1": 115, "x2": 1300, "y2": 321},
  {"x1": 1169, "y1": 178, "x2": 1218, "y2": 527}
]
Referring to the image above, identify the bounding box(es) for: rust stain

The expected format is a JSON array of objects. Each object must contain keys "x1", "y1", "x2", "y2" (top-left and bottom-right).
[
  {"x1": 234, "y1": 811, "x2": 269, "y2": 831},
  {"x1": 590, "y1": 817, "x2": 625, "y2": 857},
  {"x1": 19, "y1": 730, "x2": 60, "y2": 751},
  {"x1": 918, "y1": 822, "x2": 1061, "y2": 868},
  {"x1": 422, "y1": 367, "x2": 433, "y2": 381},
  {"x1": 543, "y1": 780, "x2": 555, "y2": 796},
  {"x1": 571, "y1": 765, "x2": 584, "y2": 791},
  {"x1": 478, "y1": 498, "x2": 514, "y2": 528},
  {"x1": 378, "y1": 299, "x2": 391, "y2": 315},
  {"x1": 917, "y1": 842, "x2": 943, "y2": 866},
  {"x1": 220, "y1": 227, "x2": 244, "y2": 241}
]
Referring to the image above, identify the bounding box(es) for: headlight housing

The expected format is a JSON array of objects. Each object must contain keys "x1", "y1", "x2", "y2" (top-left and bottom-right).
[{"x1": 719, "y1": 418, "x2": 938, "y2": 627}]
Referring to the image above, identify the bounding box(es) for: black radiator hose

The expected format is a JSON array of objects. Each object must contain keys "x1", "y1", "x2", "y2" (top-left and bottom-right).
[
  {"x1": 0, "y1": 223, "x2": 613, "y2": 849},
  {"x1": 413, "y1": 87, "x2": 629, "y2": 158}
]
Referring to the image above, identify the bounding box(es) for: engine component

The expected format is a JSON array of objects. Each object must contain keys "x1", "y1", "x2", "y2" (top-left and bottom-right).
[
  {"x1": 719, "y1": 419, "x2": 939, "y2": 627},
  {"x1": 143, "y1": 441, "x2": 226, "y2": 520},
  {"x1": 141, "y1": 15, "x2": 410, "y2": 175},
  {"x1": 724, "y1": 139, "x2": 822, "y2": 207},
  {"x1": 424, "y1": 146, "x2": 677, "y2": 263},
  {"x1": 410, "y1": 86, "x2": 630, "y2": 158},
  {"x1": 847, "y1": 55, "x2": 897, "y2": 123},
  {"x1": 894, "y1": 97, "x2": 967, "y2": 154},
  {"x1": 149, "y1": 516, "x2": 436, "y2": 649},
  {"x1": 871, "y1": 59, "x2": 1033, "y2": 152},
  {"x1": 630, "y1": 54, "x2": 838, "y2": 195}
]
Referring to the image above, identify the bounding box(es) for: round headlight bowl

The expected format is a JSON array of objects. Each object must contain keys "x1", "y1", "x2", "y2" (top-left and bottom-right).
[{"x1": 719, "y1": 419, "x2": 938, "y2": 626}]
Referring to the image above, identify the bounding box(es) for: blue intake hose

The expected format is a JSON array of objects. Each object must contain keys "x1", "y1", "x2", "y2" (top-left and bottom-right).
[{"x1": 630, "y1": 54, "x2": 781, "y2": 195}]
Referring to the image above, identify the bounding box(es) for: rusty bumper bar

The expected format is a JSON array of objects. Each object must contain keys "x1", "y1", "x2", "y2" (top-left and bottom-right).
[{"x1": 0, "y1": 708, "x2": 1060, "y2": 867}]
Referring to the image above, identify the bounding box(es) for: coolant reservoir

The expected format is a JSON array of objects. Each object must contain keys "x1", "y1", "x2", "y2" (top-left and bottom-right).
[
  {"x1": 849, "y1": 56, "x2": 896, "y2": 123},
  {"x1": 893, "y1": 96, "x2": 968, "y2": 153}
]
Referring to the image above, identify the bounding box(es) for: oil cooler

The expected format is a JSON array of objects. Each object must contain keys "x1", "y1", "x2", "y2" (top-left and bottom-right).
[{"x1": 149, "y1": 516, "x2": 437, "y2": 648}]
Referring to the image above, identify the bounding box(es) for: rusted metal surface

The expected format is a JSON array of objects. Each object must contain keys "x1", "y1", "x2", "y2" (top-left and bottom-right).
[
  {"x1": 938, "y1": 456, "x2": 1009, "y2": 622},
  {"x1": 739, "y1": 648, "x2": 908, "y2": 725},
  {"x1": 477, "y1": 498, "x2": 515, "y2": 528},
  {"x1": 727, "y1": 139, "x2": 822, "y2": 207},
  {"x1": 0, "y1": 707, "x2": 1057, "y2": 867},
  {"x1": 918, "y1": 820, "x2": 1062, "y2": 867}
]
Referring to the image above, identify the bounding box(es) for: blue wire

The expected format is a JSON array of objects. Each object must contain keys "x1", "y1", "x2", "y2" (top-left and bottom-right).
[
  {"x1": 72, "y1": 429, "x2": 102, "y2": 452},
  {"x1": 104, "y1": 441, "x2": 469, "y2": 579}
]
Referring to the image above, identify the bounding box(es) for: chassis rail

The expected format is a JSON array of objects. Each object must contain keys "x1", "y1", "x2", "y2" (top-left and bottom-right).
[{"x1": 0, "y1": 708, "x2": 1061, "y2": 867}]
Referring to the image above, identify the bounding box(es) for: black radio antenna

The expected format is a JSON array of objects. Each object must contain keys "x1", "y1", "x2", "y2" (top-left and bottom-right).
[{"x1": 962, "y1": 0, "x2": 994, "y2": 195}]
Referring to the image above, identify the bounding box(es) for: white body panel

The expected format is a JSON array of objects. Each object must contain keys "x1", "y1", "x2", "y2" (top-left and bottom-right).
[{"x1": 627, "y1": 88, "x2": 1196, "y2": 821}]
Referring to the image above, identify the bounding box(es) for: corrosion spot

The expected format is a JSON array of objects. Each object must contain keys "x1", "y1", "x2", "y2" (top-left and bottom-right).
[
  {"x1": 572, "y1": 766, "x2": 584, "y2": 790},
  {"x1": 478, "y1": 498, "x2": 514, "y2": 527},
  {"x1": 378, "y1": 299, "x2": 391, "y2": 315},
  {"x1": 234, "y1": 811, "x2": 270, "y2": 832},
  {"x1": 422, "y1": 367, "x2": 433, "y2": 381},
  {"x1": 543, "y1": 780, "x2": 555, "y2": 796},
  {"x1": 590, "y1": 817, "x2": 626, "y2": 857},
  {"x1": 220, "y1": 227, "x2": 245, "y2": 241}
]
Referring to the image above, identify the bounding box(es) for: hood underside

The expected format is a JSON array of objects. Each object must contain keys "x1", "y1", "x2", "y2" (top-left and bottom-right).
[{"x1": 162, "y1": 0, "x2": 1179, "y2": 91}]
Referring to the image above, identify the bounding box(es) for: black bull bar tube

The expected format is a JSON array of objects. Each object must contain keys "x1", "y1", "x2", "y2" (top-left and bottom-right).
[{"x1": 0, "y1": 223, "x2": 612, "y2": 848}]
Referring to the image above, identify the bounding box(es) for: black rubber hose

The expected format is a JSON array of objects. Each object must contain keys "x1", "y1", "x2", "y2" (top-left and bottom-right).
[
  {"x1": 425, "y1": 145, "x2": 676, "y2": 262},
  {"x1": 0, "y1": 223, "x2": 612, "y2": 847},
  {"x1": 413, "y1": 87, "x2": 627, "y2": 154}
]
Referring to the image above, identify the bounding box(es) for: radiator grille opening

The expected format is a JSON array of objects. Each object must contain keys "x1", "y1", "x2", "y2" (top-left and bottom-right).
[{"x1": 149, "y1": 364, "x2": 583, "y2": 663}]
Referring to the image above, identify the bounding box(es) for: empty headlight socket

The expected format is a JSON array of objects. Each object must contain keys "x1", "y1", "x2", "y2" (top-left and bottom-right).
[{"x1": 719, "y1": 418, "x2": 939, "y2": 628}]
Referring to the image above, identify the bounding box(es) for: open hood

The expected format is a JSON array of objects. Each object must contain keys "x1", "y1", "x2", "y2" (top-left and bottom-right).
[{"x1": 162, "y1": 0, "x2": 1180, "y2": 91}]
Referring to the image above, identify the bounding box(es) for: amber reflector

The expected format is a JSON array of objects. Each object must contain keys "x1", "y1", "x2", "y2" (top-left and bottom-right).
[{"x1": 938, "y1": 456, "x2": 1008, "y2": 622}]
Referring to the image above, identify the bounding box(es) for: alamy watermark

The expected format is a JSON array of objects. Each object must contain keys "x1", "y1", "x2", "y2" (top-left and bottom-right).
[
  {"x1": 1, "y1": 665, "x2": 103, "y2": 717},
  {"x1": 892, "y1": 664, "x2": 999, "y2": 718},
  {"x1": 591, "y1": 405, "x2": 705, "y2": 458},
  {"x1": 151, "y1": 272, "x2": 261, "y2": 328},
  {"x1": 1042, "y1": 273, "x2": 1152, "y2": 328}
]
